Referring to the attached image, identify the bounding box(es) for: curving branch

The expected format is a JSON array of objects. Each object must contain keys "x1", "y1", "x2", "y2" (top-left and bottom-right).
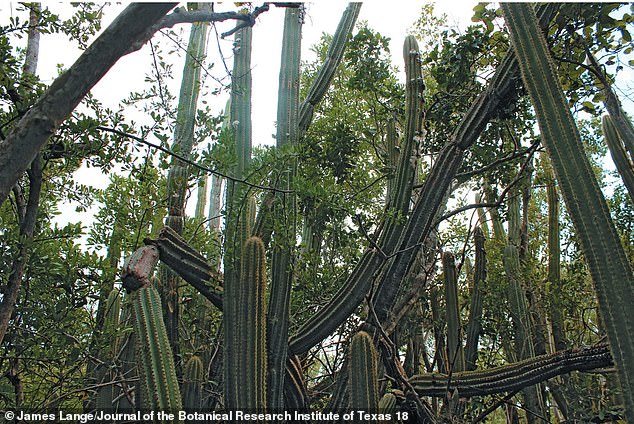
[
  {"x1": 411, "y1": 343, "x2": 613, "y2": 398},
  {"x1": 434, "y1": 140, "x2": 541, "y2": 225}
]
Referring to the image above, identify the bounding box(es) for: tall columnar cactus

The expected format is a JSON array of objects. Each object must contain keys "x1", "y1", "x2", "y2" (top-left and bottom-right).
[
  {"x1": 268, "y1": 4, "x2": 302, "y2": 411},
  {"x1": 442, "y1": 252, "x2": 464, "y2": 373},
  {"x1": 371, "y1": 36, "x2": 426, "y2": 328},
  {"x1": 378, "y1": 392, "x2": 397, "y2": 414},
  {"x1": 94, "y1": 289, "x2": 123, "y2": 410},
  {"x1": 585, "y1": 49, "x2": 634, "y2": 162},
  {"x1": 366, "y1": 5, "x2": 560, "y2": 338},
  {"x1": 120, "y1": 246, "x2": 182, "y2": 413},
  {"x1": 374, "y1": 34, "x2": 425, "y2": 261},
  {"x1": 385, "y1": 119, "x2": 400, "y2": 206},
  {"x1": 390, "y1": 35, "x2": 424, "y2": 215},
  {"x1": 195, "y1": 176, "x2": 207, "y2": 223},
  {"x1": 602, "y1": 115, "x2": 634, "y2": 201},
  {"x1": 103, "y1": 289, "x2": 122, "y2": 355},
  {"x1": 543, "y1": 156, "x2": 566, "y2": 352},
  {"x1": 224, "y1": 24, "x2": 254, "y2": 410},
  {"x1": 132, "y1": 284, "x2": 182, "y2": 412},
  {"x1": 299, "y1": 2, "x2": 361, "y2": 133},
  {"x1": 348, "y1": 331, "x2": 379, "y2": 412},
  {"x1": 160, "y1": 2, "x2": 210, "y2": 362},
  {"x1": 504, "y1": 186, "x2": 546, "y2": 422},
  {"x1": 237, "y1": 236, "x2": 268, "y2": 411},
  {"x1": 182, "y1": 355, "x2": 204, "y2": 414},
  {"x1": 465, "y1": 227, "x2": 485, "y2": 371},
  {"x1": 503, "y1": 4, "x2": 634, "y2": 420}
]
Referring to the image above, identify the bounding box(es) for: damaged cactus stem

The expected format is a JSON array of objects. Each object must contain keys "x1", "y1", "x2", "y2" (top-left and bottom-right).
[{"x1": 121, "y1": 245, "x2": 160, "y2": 292}]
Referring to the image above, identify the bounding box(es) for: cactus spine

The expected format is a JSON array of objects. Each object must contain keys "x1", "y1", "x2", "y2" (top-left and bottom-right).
[
  {"x1": 503, "y1": 4, "x2": 634, "y2": 421},
  {"x1": 182, "y1": 355, "x2": 204, "y2": 414},
  {"x1": 348, "y1": 331, "x2": 379, "y2": 412},
  {"x1": 238, "y1": 236, "x2": 268, "y2": 411},
  {"x1": 132, "y1": 284, "x2": 182, "y2": 412},
  {"x1": 602, "y1": 115, "x2": 634, "y2": 201}
]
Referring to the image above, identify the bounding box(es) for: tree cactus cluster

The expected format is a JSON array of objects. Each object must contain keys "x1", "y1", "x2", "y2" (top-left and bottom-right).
[{"x1": 86, "y1": 3, "x2": 633, "y2": 422}]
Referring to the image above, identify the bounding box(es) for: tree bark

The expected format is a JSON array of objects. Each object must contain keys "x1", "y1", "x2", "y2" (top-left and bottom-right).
[{"x1": 0, "y1": 3, "x2": 177, "y2": 206}]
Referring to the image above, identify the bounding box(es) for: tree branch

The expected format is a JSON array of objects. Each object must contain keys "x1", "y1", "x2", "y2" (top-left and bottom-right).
[
  {"x1": 152, "y1": 4, "x2": 271, "y2": 39},
  {"x1": 0, "y1": 3, "x2": 177, "y2": 207},
  {"x1": 454, "y1": 140, "x2": 542, "y2": 184}
]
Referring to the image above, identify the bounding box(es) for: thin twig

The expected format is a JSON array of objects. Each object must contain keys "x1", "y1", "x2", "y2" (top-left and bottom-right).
[
  {"x1": 96, "y1": 126, "x2": 292, "y2": 194},
  {"x1": 434, "y1": 140, "x2": 540, "y2": 224}
]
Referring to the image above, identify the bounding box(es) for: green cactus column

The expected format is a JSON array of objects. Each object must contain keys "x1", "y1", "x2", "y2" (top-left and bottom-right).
[
  {"x1": 94, "y1": 289, "x2": 123, "y2": 410},
  {"x1": 224, "y1": 23, "x2": 254, "y2": 410},
  {"x1": 348, "y1": 331, "x2": 379, "y2": 413},
  {"x1": 465, "y1": 227, "x2": 485, "y2": 371},
  {"x1": 371, "y1": 33, "x2": 426, "y2": 325},
  {"x1": 160, "y1": 2, "x2": 210, "y2": 364},
  {"x1": 132, "y1": 285, "x2": 182, "y2": 413},
  {"x1": 543, "y1": 156, "x2": 566, "y2": 352},
  {"x1": 602, "y1": 115, "x2": 634, "y2": 201},
  {"x1": 502, "y1": 3, "x2": 634, "y2": 420},
  {"x1": 298, "y1": 2, "x2": 361, "y2": 133},
  {"x1": 182, "y1": 356, "x2": 204, "y2": 415},
  {"x1": 443, "y1": 252, "x2": 465, "y2": 373},
  {"x1": 267, "y1": 5, "x2": 302, "y2": 412},
  {"x1": 504, "y1": 186, "x2": 546, "y2": 422},
  {"x1": 238, "y1": 236, "x2": 268, "y2": 412}
]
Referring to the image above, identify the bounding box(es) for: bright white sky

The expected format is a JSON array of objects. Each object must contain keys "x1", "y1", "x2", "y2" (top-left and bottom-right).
[
  {"x1": 83, "y1": 1, "x2": 479, "y2": 151},
  {"x1": 28, "y1": 1, "x2": 479, "y2": 146}
]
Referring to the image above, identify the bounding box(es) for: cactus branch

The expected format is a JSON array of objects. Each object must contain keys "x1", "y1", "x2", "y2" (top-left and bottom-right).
[
  {"x1": 411, "y1": 343, "x2": 612, "y2": 398},
  {"x1": 298, "y1": 3, "x2": 361, "y2": 132}
]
